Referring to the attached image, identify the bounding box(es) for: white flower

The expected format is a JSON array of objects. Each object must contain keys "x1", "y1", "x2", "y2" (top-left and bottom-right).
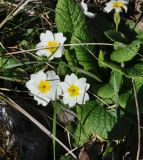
[
  {"x1": 59, "y1": 73, "x2": 90, "y2": 107},
  {"x1": 104, "y1": 0, "x2": 128, "y2": 13},
  {"x1": 26, "y1": 70, "x2": 60, "y2": 106},
  {"x1": 80, "y1": 1, "x2": 95, "y2": 18},
  {"x1": 36, "y1": 30, "x2": 66, "y2": 60}
]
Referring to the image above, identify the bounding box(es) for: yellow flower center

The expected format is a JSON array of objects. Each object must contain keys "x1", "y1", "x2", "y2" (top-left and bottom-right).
[
  {"x1": 46, "y1": 41, "x2": 59, "y2": 53},
  {"x1": 67, "y1": 84, "x2": 80, "y2": 97},
  {"x1": 112, "y1": 2, "x2": 124, "y2": 8},
  {"x1": 38, "y1": 80, "x2": 50, "y2": 94}
]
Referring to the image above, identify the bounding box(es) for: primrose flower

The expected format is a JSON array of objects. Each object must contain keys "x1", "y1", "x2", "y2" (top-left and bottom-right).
[
  {"x1": 26, "y1": 70, "x2": 60, "y2": 106},
  {"x1": 59, "y1": 73, "x2": 90, "y2": 107},
  {"x1": 104, "y1": 0, "x2": 128, "y2": 13},
  {"x1": 36, "y1": 30, "x2": 66, "y2": 60},
  {"x1": 80, "y1": 0, "x2": 95, "y2": 18}
]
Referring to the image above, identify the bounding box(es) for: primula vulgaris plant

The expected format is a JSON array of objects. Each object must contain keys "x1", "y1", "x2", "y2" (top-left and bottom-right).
[
  {"x1": 1, "y1": 0, "x2": 143, "y2": 159},
  {"x1": 23, "y1": 0, "x2": 143, "y2": 148}
]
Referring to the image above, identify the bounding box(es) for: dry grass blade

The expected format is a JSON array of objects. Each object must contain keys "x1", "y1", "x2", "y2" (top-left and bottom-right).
[
  {"x1": 0, "y1": 0, "x2": 33, "y2": 29},
  {"x1": 5, "y1": 42, "x2": 113, "y2": 55},
  {"x1": 132, "y1": 79, "x2": 141, "y2": 160}
]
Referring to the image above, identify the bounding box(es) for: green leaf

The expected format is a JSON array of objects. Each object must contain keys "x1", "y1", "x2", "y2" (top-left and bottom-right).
[
  {"x1": 111, "y1": 40, "x2": 141, "y2": 63},
  {"x1": 121, "y1": 85, "x2": 143, "y2": 114},
  {"x1": 101, "y1": 61, "x2": 124, "y2": 74},
  {"x1": 114, "y1": 42, "x2": 126, "y2": 50},
  {"x1": 97, "y1": 84, "x2": 114, "y2": 98},
  {"x1": 126, "y1": 19, "x2": 141, "y2": 34},
  {"x1": 110, "y1": 71, "x2": 122, "y2": 105},
  {"x1": 134, "y1": 77, "x2": 143, "y2": 89},
  {"x1": 60, "y1": 155, "x2": 74, "y2": 160},
  {"x1": 74, "y1": 101, "x2": 117, "y2": 145},
  {"x1": 119, "y1": 92, "x2": 131, "y2": 108},
  {"x1": 105, "y1": 30, "x2": 127, "y2": 43},
  {"x1": 136, "y1": 32, "x2": 143, "y2": 41},
  {"x1": 64, "y1": 49, "x2": 78, "y2": 66},
  {"x1": 120, "y1": 78, "x2": 143, "y2": 109},
  {"x1": 0, "y1": 75, "x2": 25, "y2": 83},
  {"x1": 55, "y1": 0, "x2": 96, "y2": 70},
  {"x1": 103, "y1": 61, "x2": 143, "y2": 78},
  {"x1": 0, "y1": 56, "x2": 18, "y2": 69},
  {"x1": 55, "y1": 61, "x2": 102, "y2": 82},
  {"x1": 98, "y1": 50, "x2": 107, "y2": 68},
  {"x1": 57, "y1": 61, "x2": 70, "y2": 76},
  {"x1": 125, "y1": 63, "x2": 143, "y2": 78},
  {"x1": 109, "y1": 71, "x2": 123, "y2": 93}
]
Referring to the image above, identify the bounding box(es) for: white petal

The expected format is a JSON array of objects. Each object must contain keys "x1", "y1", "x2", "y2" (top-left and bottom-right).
[
  {"x1": 79, "y1": 77, "x2": 87, "y2": 83},
  {"x1": 45, "y1": 89, "x2": 55, "y2": 100},
  {"x1": 46, "y1": 70, "x2": 59, "y2": 81},
  {"x1": 49, "y1": 82, "x2": 60, "y2": 100},
  {"x1": 84, "y1": 11, "x2": 95, "y2": 18},
  {"x1": 56, "y1": 86, "x2": 62, "y2": 97},
  {"x1": 36, "y1": 42, "x2": 46, "y2": 56},
  {"x1": 34, "y1": 95, "x2": 50, "y2": 106},
  {"x1": 76, "y1": 78, "x2": 90, "y2": 91},
  {"x1": 54, "y1": 47, "x2": 63, "y2": 58},
  {"x1": 86, "y1": 84, "x2": 90, "y2": 90},
  {"x1": 104, "y1": 6, "x2": 112, "y2": 13},
  {"x1": 40, "y1": 30, "x2": 54, "y2": 42},
  {"x1": 63, "y1": 96, "x2": 77, "y2": 107},
  {"x1": 26, "y1": 70, "x2": 47, "y2": 95},
  {"x1": 48, "y1": 54, "x2": 54, "y2": 60},
  {"x1": 31, "y1": 70, "x2": 46, "y2": 81},
  {"x1": 68, "y1": 73, "x2": 78, "y2": 84},
  {"x1": 26, "y1": 80, "x2": 39, "y2": 94},
  {"x1": 59, "y1": 82, "x2": 69, "y2": 93},
  {"x1": 81, "y1": 1, "x2": 88, "y2": 12},
  {"x1": 36, "y1": 42, "x2": 53, "y2": 57},
  {"x1": 54, "y1": 33, "x2": 66, "y2": 44},
  {"x1": 77, "y1": 92, "x2": 89, "y2": 104},
  {"x1": 64, "y1": 75, "x2": 72, "y2": 84},
  {"x1": 110, "y1": 0, "x2": 116, "y2": 3},
  {"x1": 76, "y1": 78, "x2": 86, "y2": 86},
  {"x1": 44, "y1": 70, "x2": 60, "y2": 100}
]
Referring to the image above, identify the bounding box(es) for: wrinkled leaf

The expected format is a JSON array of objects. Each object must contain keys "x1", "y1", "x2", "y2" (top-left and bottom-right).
[
  {"x1": 74, "y1": 101, "x2": 117, "y2": 145},
  {"x1": 111, "y1": 40, "x2": 140, "y2": 63},
  {"x1": 55, "y1": 0, "x2": 96, "y2": 70},
  {"x1": 97, "y1": 84, "x2": 114, "y2": 98},
  {"x1": 125, "y1": 63, "x2": 143, "y2": 78},
  {"x1": 109, "y1": 71, "x2": 123, "y2": 93}
]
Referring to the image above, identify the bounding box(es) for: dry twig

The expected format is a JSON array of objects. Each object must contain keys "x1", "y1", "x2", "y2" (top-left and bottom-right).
[{"x1": 132, "y1": 79, "x2": 141, "y2": 160}]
